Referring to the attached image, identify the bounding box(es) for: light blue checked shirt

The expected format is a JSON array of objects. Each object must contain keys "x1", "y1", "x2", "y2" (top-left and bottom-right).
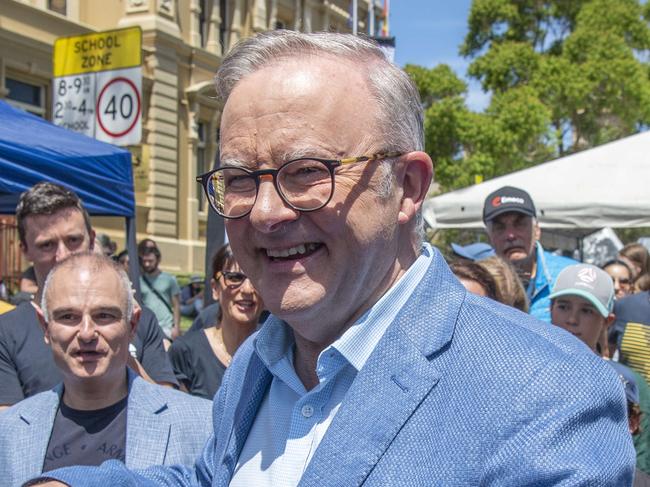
[{"x1": 230, "y1": 244, "x2": 434, "y2": 487}]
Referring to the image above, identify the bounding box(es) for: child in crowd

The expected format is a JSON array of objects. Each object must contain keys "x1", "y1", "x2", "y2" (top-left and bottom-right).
[{"x1": 549, "y1": 264, "x2": 650, "y2": 479}]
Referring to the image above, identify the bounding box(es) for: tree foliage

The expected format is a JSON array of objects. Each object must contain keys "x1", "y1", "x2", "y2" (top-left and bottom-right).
[{"x1": 409, "y1": 0, "x2": 650, "y2": 191}]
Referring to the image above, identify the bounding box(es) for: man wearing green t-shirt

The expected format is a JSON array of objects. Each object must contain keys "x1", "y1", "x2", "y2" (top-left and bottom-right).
[{"x1": 139, "y1": 244, "x2": 181, "y2": 342}]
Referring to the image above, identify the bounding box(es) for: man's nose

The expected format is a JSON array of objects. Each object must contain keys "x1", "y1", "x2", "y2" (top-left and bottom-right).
[
  {"x1": 55, "y1": 240, "x2": 72, "y2": 262},
  {"x1": 77, "y1": 315, "x2": 98, "y2": 342},
  {"x1": 249, "y1": 175, "x2": 299, "y2": 233}
]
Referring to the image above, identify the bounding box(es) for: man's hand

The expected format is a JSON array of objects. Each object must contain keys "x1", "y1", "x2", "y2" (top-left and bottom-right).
[{"x1": 172, "y1": 294, "x2": 181, "y2": 332}]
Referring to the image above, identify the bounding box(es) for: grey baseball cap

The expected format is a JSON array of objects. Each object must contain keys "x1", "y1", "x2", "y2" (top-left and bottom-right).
[{"x1": 549, "y1": 264, "x2": 615, "y2": 318}]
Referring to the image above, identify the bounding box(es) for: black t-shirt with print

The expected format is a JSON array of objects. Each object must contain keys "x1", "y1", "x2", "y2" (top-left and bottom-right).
[{"x1": 42, "y1": 395, "x2": 128, "y2": 472}]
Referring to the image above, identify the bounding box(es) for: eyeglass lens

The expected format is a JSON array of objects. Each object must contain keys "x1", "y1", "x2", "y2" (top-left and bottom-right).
[
  {"x1": 207, "y1": 159, "x2": 333, "y2": 218},
  {"x1": 222, "y1": 271, "x2": 247, "y2": 286}
]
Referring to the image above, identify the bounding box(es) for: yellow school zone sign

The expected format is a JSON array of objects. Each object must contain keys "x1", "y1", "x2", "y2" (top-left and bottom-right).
[{"x1": 53, "y1": 27, "x2": 141, "y2": 77}]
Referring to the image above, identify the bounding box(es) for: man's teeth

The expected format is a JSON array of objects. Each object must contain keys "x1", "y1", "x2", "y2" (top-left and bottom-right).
[{"x1": 266, "y1": 243, "x2": 318, "y2": 258}]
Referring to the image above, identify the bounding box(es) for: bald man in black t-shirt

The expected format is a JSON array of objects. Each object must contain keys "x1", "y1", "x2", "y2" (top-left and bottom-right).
[
  {"x1": 0, "y1": 182, "x2": 176, "y2": 411},
  {"x1": 0, "y1": 252, "x2": 212, "y2": 486}
]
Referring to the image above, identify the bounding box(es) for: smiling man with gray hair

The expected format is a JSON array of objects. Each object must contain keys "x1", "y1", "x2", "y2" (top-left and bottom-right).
[{"x1": 34, "y1": 30, "x2": 633, "y2": 487}]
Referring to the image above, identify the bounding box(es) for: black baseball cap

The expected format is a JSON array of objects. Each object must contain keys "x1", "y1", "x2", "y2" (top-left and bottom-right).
[{"x1": 483, "y1": 186, "x2": 536, "y2": 223}]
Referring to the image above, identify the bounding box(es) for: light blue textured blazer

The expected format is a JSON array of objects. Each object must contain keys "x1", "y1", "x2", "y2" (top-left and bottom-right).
[
  {"x1": 38, "y1": 248, "x2": 635, "y2": 486},
  {"x1": 0, "y1": 369, "x2": 212, "y2": 487}
]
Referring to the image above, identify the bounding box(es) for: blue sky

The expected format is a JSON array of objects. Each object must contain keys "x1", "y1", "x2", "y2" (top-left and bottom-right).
[{"x1": 389, "y1": 0, "x2": 490, "y2": 110}]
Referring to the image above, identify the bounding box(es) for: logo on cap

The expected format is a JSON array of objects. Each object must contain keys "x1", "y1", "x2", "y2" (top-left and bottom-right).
[
  {"x1": 576, "y1": 267, "x2": 597, "y2": 288},
  {"x1": 483, "y1": 186, "x2": 536, "y2": 223}
]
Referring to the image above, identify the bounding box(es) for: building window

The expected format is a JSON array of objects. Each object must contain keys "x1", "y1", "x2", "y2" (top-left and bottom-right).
[
  {"x1": 48, "y1": 0, "x2": 67, "y2": 15},
  {"x1": 6, "y1": 78, "x2": 46, "y2": 117}
]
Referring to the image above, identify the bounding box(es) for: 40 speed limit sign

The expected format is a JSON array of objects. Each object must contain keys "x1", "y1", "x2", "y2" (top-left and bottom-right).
[
  {"x1": 53, "y1": 27, "x2": 142, "y2": 146},
  {"x1": 95, "y1": 68, "x2": 141, "y2": 144}
]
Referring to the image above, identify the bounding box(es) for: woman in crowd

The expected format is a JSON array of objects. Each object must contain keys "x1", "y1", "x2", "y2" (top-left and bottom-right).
[
  {"x1": 602, "y1": 259, "x2": 634, "y2": 300},
  {"x1": 479, "y1": 255, "x2": 529, "y2": 313},
  {"x1": 635, "y1": 274, "x2": 650, "y2": 293},
  {"x1": 168, "y1": 244, "x2": 263, "y2": 399},
  {"x1": 620, "y1": 243, "x2": 650, "y2": 286},
  {"x1": 449, "y1": 260, "x2": 498, "y2": 300}
]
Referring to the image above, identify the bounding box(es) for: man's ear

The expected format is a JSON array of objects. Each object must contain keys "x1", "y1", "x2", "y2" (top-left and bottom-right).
[
  {"x1": 129, "y1": 306, "x2": 141, "y2": 339},
  {"x1": 19, "y1": 239, "x2": 33, "y2": 263},
  {"x1": 88, "y1": 229, "x2": 96, "y2": 252},
  {"x1": 533, "y1": 221, "x2": 541, "y2": 241},
  {"x1": 34, "y1": 303, "x2": 51, "y2": 345},
  {"x1": 396, "y1": 151, "x2": 434, "y2": 225},
  {"x1": 485, "y1": 222, "x2": 496, "y2": 247},
  {"x1": 605, "y1": 312, "x2": 616, "y2": 329}
]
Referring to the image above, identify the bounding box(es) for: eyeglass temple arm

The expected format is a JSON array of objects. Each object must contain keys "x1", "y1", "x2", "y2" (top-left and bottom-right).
[{"x1": 338, "y1": 151, "x2": 403, "y2": 166}]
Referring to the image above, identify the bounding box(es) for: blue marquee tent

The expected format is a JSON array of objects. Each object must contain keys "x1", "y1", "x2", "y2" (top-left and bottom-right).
[
  {"x1": 0, "y1": 100, "x2": 134, "y2": 215},
  {"x1": 0, "y1": 100, "x2": 140, "y2": 292}
]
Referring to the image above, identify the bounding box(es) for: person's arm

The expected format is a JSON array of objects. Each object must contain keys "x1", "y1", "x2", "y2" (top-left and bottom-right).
[
  {"x1": 24, "y1": 481, "x2": 67, "y2": 486},
  {"x1": 136, "y1": 307, "x2": 179, "y2": 388},
  {"x1": 168, "y1": 339, "x2": 193, "y2": 394},
  {"x1": 0, "y1": 323, "x2": 25, "y2": 408},
  {"x1": 170, "y1": 276, "x2": 182, "y2": 339}
]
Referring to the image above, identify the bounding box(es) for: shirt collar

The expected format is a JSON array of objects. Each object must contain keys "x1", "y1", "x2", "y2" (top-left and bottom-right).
[
  {"x1": 328, "y1": 243, "x2": 433, "y2": 371},
  {"x1": 253, "y1": 243, "x2": 434, "y2": 375}
]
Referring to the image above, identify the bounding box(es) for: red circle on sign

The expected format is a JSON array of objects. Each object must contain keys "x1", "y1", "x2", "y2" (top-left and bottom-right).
[{"x1": 96, "y1": 76, "x2": 141, "y2": 137}]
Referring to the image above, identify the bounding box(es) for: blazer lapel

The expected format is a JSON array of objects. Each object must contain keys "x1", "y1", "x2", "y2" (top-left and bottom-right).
[
  {"x1": 300, "y1": 250, "x2": 465, "y2": 487},
  {"x1": 214, "y1": 352, "x2": 272, "y2": 485},
  {"x1": 125, "y1": 372, "x2": 171, "y2": 468},
  {"x1": 17, "y1": 387, "x2": 61, "y2": 481}
]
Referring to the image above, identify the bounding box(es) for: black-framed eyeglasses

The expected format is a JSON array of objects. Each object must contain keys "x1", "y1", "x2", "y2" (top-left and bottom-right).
[
  {"x1": 196, "y1": 151, "x2": 403, "y2": 219},
  {"x1": 215, "y1": 270, "x2": 249, "y2": 288}
]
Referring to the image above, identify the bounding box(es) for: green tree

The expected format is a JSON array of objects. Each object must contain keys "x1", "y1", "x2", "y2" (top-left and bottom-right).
[
  {"x1": 468, "y1": 0, "x2": 650, "y2": 154},
  {"x1": 410, "y1": 0, "x2": 650, "y2": 192}
]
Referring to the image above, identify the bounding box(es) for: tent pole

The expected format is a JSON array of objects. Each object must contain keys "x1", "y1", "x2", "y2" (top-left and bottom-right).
[
  {"x1": 125, "y1": 217, "x2": 142, "y2": 302},
  {"x1": 578, "y1": 235, "x2": 584, "y2": 262}
]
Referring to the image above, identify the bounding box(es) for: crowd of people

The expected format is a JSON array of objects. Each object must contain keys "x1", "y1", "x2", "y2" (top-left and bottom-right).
[
  {"x1": 0, "y1": 30, "x2": 647, "y2": 486},
  {"x1": 448, "y1": 186, "x2": 650, "y2": 485}
]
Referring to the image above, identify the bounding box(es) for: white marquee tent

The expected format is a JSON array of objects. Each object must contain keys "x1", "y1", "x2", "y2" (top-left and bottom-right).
[{"x1": 423, "y1": 130, "x2": 650, "y2": 236}]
